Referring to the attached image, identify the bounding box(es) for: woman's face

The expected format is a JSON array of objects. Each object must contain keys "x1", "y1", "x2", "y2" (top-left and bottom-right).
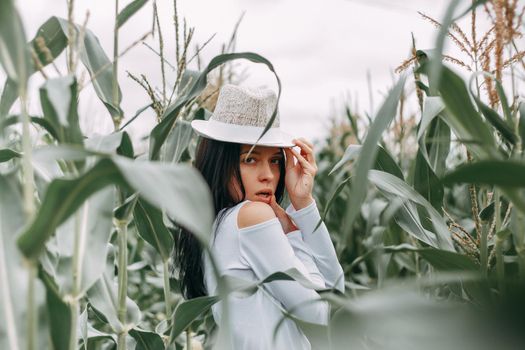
[{"x1": 229, "y1": 144, "x2": 284, "y2": 204}]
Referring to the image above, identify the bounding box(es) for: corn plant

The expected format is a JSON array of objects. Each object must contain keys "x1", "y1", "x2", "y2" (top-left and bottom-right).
[{"x1": 1, "y1": 0, "x2": 525, "y2": 349}]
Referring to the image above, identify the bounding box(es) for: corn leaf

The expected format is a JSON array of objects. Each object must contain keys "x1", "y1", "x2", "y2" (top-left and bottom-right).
[
  {"x1": 0, "y1": 0, "x2": 30, "y2": 87},
  {"x1": 117, "y1": 0, "x2": 149, "y2": 29},
  {"x1": 169, "y1": 295, "x2": 219, "y2": 340},
  {"x1": 17, "y1": 154, "x2": 213, "y2": 259},
  {"x1": 133, "y1": 198, "x2": 174, "y2": 262},
  {"x1": 443, "y1": 160, "x2": 525, "y2": 187},
  {"x1": 0, "y1": 148, "x2": 21, "y2": 162},
  {"x1": 341, "y1": 75, "x2": 406, "y2": 241}
]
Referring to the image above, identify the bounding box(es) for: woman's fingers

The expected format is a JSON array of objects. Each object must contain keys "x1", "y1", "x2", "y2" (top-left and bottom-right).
[
  {"x1": 290, "y1": 148, "x2": 316, "y2": 174},
  {"x1": 269, "y1": 195, "x2": 285, "y2": 216},
  {"x1": 293, "y1": 138, "x2": 317, "y2": 168}
]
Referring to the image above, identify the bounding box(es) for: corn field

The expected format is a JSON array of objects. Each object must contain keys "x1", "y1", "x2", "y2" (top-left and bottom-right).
[{"x1": 1, "y1": 0, "x2": 525, "y2": 349}]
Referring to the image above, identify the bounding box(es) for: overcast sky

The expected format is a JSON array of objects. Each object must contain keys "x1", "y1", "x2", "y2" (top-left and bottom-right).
[{"x1": 6, "y1": 0, "x2": 491, "y2": 152}]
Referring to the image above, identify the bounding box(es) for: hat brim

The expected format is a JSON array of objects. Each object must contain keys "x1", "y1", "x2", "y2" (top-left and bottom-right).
[{"x1": 191, "y1": 119, "x2": 295, "y2": 148}]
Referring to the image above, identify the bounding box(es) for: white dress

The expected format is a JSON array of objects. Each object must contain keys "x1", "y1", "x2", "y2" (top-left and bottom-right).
[{"x1": 203, "y1": 199, "x2": 345, "y2": 350}]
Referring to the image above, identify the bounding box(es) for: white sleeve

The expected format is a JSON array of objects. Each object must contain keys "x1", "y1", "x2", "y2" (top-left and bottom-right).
[
  {"x1": 286, "y1": 200, "x2": 345, "y2": 294},
  {"x1": 238, "y1": 218, "x2": 330, "y2": 325},
  {"x1": 286, "y1": 230, "x2": 325, "y2": 288}
]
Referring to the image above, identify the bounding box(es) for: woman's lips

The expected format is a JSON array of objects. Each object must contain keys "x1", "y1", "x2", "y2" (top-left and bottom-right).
[{"x1": 255, "y1": 193, "x2": 272, "y2": 203}]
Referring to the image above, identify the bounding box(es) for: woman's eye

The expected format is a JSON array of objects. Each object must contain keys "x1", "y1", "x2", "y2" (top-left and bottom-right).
[
  {"x1": 271, "y1": 158, "x2": 282, "y2": 164},
  {"x1": 243, "y1": 157, "x2": 255, "y2": 164}
]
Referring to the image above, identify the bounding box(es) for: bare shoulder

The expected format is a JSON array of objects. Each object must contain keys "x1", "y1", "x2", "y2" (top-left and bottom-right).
[{"x1": 237, "y1": 201, "x2": 276, "y2": 229}]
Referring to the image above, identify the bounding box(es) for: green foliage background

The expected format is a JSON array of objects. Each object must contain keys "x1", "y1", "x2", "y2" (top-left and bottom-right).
[{"x1": 1, "y1": 0, "x2": 525, "y2": 349}]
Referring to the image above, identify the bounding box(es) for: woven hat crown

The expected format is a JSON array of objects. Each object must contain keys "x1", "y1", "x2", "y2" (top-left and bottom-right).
[{"x1": 211, "y1": 84, "x2": 279, "y2": 128}]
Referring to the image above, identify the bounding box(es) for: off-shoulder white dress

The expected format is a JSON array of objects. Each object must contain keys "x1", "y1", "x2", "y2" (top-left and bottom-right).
[{"x1": 203, "y1": 199, "x2": 345, "y2": 349}]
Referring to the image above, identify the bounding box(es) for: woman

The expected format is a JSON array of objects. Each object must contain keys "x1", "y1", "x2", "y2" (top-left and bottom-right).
[{"x1": 174, "y1": 84, "x2": 345, "y2": 349}]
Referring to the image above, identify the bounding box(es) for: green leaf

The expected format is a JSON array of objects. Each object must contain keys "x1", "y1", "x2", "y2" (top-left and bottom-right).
[
  {"x1": 425, "y1": 117, "x2": 450, "y2": 177},
  {"x1": 260, "y1": 268, "x2": 329, "y2": 291},
  {"x1": 1, "y1": 16, "x2": 69, "y2": 123},
  {"x1": 415, "y1": 248, "x2": 477, "y2": 271},
  {"x1": 40, "y1": 269, "x2": 72, "y2": 350},
  {"x1": 0, "y1": 172, "x2": 28, "y2": 350},
  {"x1": 479, "y1": 202, "x2": 495, "y2": 222},
  {"x1": 385, "y1": 244, "x2": 477, "y2": 270},
  {"x1": 420, "y1": 63, "x2": 497, "y2": 159},
  {"x1": 345, "y1": 105, "x2": 361, "y2": 143},
  {"x1": 112, "y1": 156, "x2": 214, "y2": 243},
  {"x1": 17, "y1": 155, "x2": 213, "y2": 259},
  {"x1": 368, "y1": 170, "x2": 455, "y2": 251},
  {"x1": 150, "y1": 52, "x2": 282, "y2": 160},
  {"x1": 30, "y1": 17, "x2": 68, "y2": 68},
  {"x1": 443, "y1": 160, "x2": 525, "y2": 187},
  {"x1": 495, "y1": 228, "x2": 512, "y2": 242},
  {"x1": 0, "y1": 0, "x2": 30, "y2": 87},
  {"x1": 413, "y1": 149, "x2": 444, "y2": 211},
  {"x1": 510, "y1": 205, "x2": 525, "y2": 249},
  {"x1": 341, "y1": 75, "x2": 407, "y2": 241},
  {"x1": 133, "y1": 198, "x2": 174, "y2": 261},
  {"x1": 417, "y1": 98, "x2": 451, "y2": 177},
  {"x1": 473, "y1": 95, "x2": 517, "y2": 145},
  {"x1": 1, "y1": 114, "x2": 60, "y2": 140},
  {"x1": 85, "y1": 131, "x2": 129, "y2": 154},
  {"x1": 116, "y1": 131, "x2": 134, "y2": 158},
  {"x1": 55, "y1": 17, "x2": 123, "y2": 120},
  {"x1": 427, "y1": 0, "x2": 461, "y2": 95},
  {"x1": 169, "y1": 295, "x2": 219, "y2": 340},
  {"x1": 39, "y1": 75, "x2": 84, "y2": 145},
  {"x1": 326, "y1": 143, "x2": 403, "y2": 232},
  {"x1": 78, "y1": 307, "x2": 117, "y2": 346},
  {"x1": 495, "y1": 82, "x2": 512, "y2": 126},
  {"x1": 50, "y1": 187, "x2": 116, "y2": 296},
  {"x1": 114, "y1": 192, "x2": 139, "y2": 221},
  {"x1": 374, "y1": 146, "x2": 403, "y2": 179},
  {"x1": 129, "y1": 328, "x2": 165, "y2": 350},
  {"x1": 180, "y1": 69, "x2": 200, "y2": 94},
  {"x1": 519, "y1": 102, "x2": 525, "y2": 152},
  {"x1": 0, "y1": 148, "x2": 21, "y2": 162},
  {"x1": 330, "y1": 144, "x2": 403, "y2": 179},
  {"x1": 273, "y1": 313, "x2": 329, "y2": 350},
  {"x1": 329, "y1": 145, "x2": 360, "y2": 175},
  {"x1": 314, "y1": 175, "x2": 351, "y2": 232},
  {"x1": 117, "y1": 0, "x2": 149, "y2": 29},
  {"x1": 163, "y1": 119, "x2": 193, "y2": 163},
  {"x1": 17, "y1": 158, "x2": 118, "y2": 260},
  {"x1": 0, "y1": 78, "x2": 18, "y2": 122},
  {"x1": 469, "y1": 71, "x2": 513, "y2": 126},
  {"x1": 87, "y1": 248, "x2": 142, "y2": 333},
  {"x1": 118, "y1": 103, "x2": 152, "y2": 132},
  {"x1": 417, "y1": 96, "x2": 444, "y2": 141}
]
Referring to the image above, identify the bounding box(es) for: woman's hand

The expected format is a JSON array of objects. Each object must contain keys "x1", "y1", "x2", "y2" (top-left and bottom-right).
[
  {"x1": 284, "y1": 138, "x2": 317, "y2": 210},
  {"x1": 269, "y1": 195, "x2": 298, "y2": 234}
]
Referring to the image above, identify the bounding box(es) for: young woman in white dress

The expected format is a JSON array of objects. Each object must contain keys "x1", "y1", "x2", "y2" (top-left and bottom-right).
[{"x1": 173, "y1": 84, "x2": 345, "y2": 349}]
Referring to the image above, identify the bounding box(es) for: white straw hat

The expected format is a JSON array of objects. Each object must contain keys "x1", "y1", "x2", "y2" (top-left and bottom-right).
[{"x1": 191, "y1": 84, "x2": 295, "y2": 147}]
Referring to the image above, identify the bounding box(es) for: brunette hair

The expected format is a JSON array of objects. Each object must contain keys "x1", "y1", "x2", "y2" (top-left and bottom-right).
[{"x1": 172, "y1": 137, "x2": 287, "y2": 299}]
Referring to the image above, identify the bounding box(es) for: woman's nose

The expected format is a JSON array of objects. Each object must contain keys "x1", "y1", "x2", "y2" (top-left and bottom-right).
[{"x1": 258, "y1": 162, "x2": 274, "y2": 181}]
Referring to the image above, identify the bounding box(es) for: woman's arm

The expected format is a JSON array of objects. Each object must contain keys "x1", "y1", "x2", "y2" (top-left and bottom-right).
[
  {"x1": 238, "y1": 201, "x2": 330, "y2": 325},
  {"x1": 286, "y1": 199, "x2": 345, "y2": 294},
  {"x1": 268, "y1": 195, "x2": 326, "y2": 287},
  {"x1": 286, "y1": 230, "x2": 325, "y2": 287}
]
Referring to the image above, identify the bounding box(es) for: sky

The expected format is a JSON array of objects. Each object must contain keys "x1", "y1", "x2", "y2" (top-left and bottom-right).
[{"x1": 4, "y1": 0, "x2": 492, "y2": 153}]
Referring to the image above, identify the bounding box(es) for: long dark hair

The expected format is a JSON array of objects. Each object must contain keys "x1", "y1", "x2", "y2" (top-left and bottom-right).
[{"x1": 172, "y1": 137, "x2": 287, "y2": 299}]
